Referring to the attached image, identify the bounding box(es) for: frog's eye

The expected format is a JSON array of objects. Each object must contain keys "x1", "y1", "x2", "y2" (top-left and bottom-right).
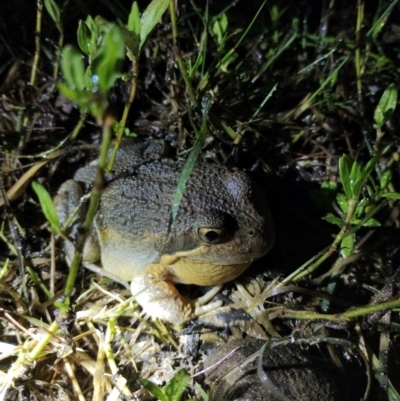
[{"x1": 196, "y1": 227, "x2": 225, "y2": 244}]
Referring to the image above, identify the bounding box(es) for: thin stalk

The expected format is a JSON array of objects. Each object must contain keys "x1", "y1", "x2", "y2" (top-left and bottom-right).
[
  {"x1": 64, "y1": 123, "x2": 112, "y2": 296},
  {"x1": 71, "y1": 113, "x2": 87, "y2": 139},
  {"x1": 49, "y1": 23, "x2": 64, "y2": 93},
  {"x1": 104, "y1": 320, "x2": 133, "y2": 397},
  {"x1": 30, "y1": 0, "x2": 43, "y2": 87},
  {"x1": 169, "y1": 0, "x2": 199, "y2": 107},
  {"x1": 282, "y1": 298, "x2": 400, "y2": 321},
  {"x1": 189, "y1": 0, "x2": 209, "y2": 77},
  {"x1": 290, "y1": 198, "x2": 358, "y2": 282},
  {"x1": 280, "y1": 198, "x2": 388, "y2": 287},
  {"x1": 27, "y1": 321, "x2": 60, "y2": 360},
  {"x1": 220, "y1": 0, "x2": 267, "y2": 70},
  {"x1": 108, "y1": 58, "x2": 139, "y2": 171},
  {"x1": 22, "y1": 0, "x2": 43, "y2": 129},
  {"x1": 355, "y1": 0, "x2": 364, "y2": 104}
]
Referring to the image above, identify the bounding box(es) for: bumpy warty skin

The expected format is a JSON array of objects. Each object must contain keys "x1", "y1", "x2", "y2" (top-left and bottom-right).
[
  {"x1": 101, "y1": 162, "x2": 271, "y2": 260},
  {"x1": 56, "y1": 140, "x2": 275, "y2": 322}
]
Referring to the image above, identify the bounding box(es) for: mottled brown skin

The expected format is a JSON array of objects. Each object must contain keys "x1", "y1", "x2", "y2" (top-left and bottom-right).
[{"x1": 55, "y1": 141, "x2": 274, "y2": 323}]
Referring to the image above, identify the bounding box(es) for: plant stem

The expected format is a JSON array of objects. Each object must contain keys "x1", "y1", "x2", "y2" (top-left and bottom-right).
[
  {"x1": 30, "y1": 0, "x2": 43, "y2": 88},
  {"x1": 71, "y1": 113, "x2": 87, "y2": 139},
  {"x1": 50, "y1": 23, "x2": 64, "y2": 93},
  {"x1": 28, "y1": 321, "x2": 60, "y2": 360},
  {"x1": 22, "y1": 0, "x2": 43, "y2": 129},
  {"x1": 108, "y1": 58, "x2": 139, "y2": 171},
  {"x1": 64, "y1": 122, "x2": 112, "y2": 296},
  {"x1": 169, "y1": 0, "x2": 199, "y2": 108},
  {"x1": 290, "y1": 198, "x2": 358, "y2": 282},
  {"x1": 282, "y1": 298, "x2": 400, "y2": 321},
  {"x1": 355, "y1": 0, "x2": 364, "y2": 104}
]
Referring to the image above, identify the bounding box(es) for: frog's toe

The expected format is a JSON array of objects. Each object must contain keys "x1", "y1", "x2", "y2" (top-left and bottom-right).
[
  {"x1": 196, "y1": 285, "x2": 223, "y2": 304},
  {"x1": 131, "y1": 266, "x2": 223, "y2": 324},
  {"x1": 193, "y1": 285, "x2": 223, "y2": 316},
  {"x1": 194, "y1": 299, "x2": 223, "y2": 317}
]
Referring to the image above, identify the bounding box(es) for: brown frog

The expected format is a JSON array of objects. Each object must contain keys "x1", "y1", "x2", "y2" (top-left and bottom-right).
[{"x1": 54, "y1": 141, "x2": 274, "y2": 324}]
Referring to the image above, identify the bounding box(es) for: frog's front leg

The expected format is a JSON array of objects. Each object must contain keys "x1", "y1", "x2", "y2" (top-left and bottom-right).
[
  {"x1": 54, "y1": 180, "x2": 100, "y2": 266},
  {"x1": 130, "y1": 263, "x2": 223, "y2": 324}
]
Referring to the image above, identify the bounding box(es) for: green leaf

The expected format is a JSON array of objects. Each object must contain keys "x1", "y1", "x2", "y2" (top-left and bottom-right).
[
  {"x1": 84, "y1": 66, "x2": 93, "y2": 89},
  {"x1": 60, "y1": 45, "x2": 86, "y2": 91},
  {"x1": 92, "y1": 25, "x2": 125, "y2": 93},
  {"x1": 125, "y1": 2, "x2": 141, "y2": 58},
  {"x1": 361, "y1": 218, "x2": 381, "y2": 227},
  {"x1": 374, "y1": 84, "x2": 398, "y2": 128},
  {"x1": 32, "y1": 182, "x2": 61, "y2": 233},
  {"x1": 380, "y1": 170, "x2": 392, "y2": 190},
  {"x1": 367, "y1": 0, "x2": 400, "y2": 38},
  {"x1": 94, "y1": 16, "x2": 112, "y2": 32},
  {"x1": 350, "y1": 217, "x2": 381, "y2": 227},
  {"x1": 163, "y1": 369, "x2": 190, "y2": 401},
  {"x1": 85, "y1": 15, "x2": 98, "y2": 34},
  {"x1": 43, "y1": 0, "x2": 61, "y2": 24},
  {"x1": 188, "y1": 52, "x2": 204, "y2": 79},
  {"x1": 77, "y1": 21, "x2": 92, "y2": 55},
  {"x1": 336, "y1": 193, "x2": 348, "y2": 214},
  {"x1": 194, "y1": 382, "x2": 209, "y2": 401},
  {"x1": 322, "y1": 213, "x2": 343, "y2": 227},
  {"x1": 54, "y1": 297, "x2": 70, "y2": 313},
  {"x1": 58, "y1": 83, "x2": 92, "y2": 110},
  {"x1": 80, "y1": 16, "x2": 100, "y2": 57},
  {"x1": 339, "y1": 154, "x2": 352, "y2": 199},
  {"x1": 86, "y1": 15, "x2": 101, "y2": 57},
  {"x1": 349, "y1": 160, "x2": 362, "y2": 198},
  {"x1": 212, "y1": 13, "x2": 228, "y2": 45},
  {"x1": 354, "y1": 198, "x2": 369, "y2": 218},
  {"x1": 119, "y1": 26, "x2": 140, "y2": 60},
  {"x1": 321, "y1": 180, "x2": 337, "y2": 191},
  {"x1": 355, "y1": 147, "x2": 386, "y2": 197},
  {"x1": 169, "y1": 95, "x2": 210, "y2": 228},
  {"x1": 140, "y1": 0, "x2": 170, "y2": 49},
  {"x1": 382, "y1": 192, "x2": 400, "y2": 199},
  {"x1": 138, "y1": 379, "x2": 168, "y2": 401},
  {"x1": 128, "y1": 1, "x2": 141, "y2": 35},
  {"x1": 57, "y1": 83, "x2": 80, "y2": 102},
  {"x1": 0, "y1": 259, "x2": 10, "y2": 280},
  {"x1": 340, "y1": 234, "x2": 354, "y2": 258}
]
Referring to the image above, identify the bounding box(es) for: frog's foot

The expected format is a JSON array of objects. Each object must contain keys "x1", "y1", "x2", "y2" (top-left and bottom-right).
[{"x1": 130, "y1": 264, "x2": 223, "y2": 324}]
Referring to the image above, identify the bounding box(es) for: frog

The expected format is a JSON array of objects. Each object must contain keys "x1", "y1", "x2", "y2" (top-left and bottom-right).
[{"x1": 54, "y1": 140, "x2": 275, "y2": 324}]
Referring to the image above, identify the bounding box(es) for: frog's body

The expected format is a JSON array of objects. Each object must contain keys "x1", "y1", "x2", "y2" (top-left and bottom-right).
[{"x1": 55, "y1": 141, "x2": 274, "y2": 323}]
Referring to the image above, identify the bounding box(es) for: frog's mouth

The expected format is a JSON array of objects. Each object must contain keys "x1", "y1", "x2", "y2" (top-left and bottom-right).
[
  {"x1": 170, "y1": 258, "x2": 251, "y2": 286},
  {"x1": 161, "y1": 248, "x2": 253, "y2": 286}
]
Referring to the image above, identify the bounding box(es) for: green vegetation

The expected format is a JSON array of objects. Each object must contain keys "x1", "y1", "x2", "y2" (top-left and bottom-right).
[
  {"x1": 0, "y1": 0, "x2": 400, "y2": 400},
  {"x1": 139, "y1": 369, "x2": 198, "y2": 401}
]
